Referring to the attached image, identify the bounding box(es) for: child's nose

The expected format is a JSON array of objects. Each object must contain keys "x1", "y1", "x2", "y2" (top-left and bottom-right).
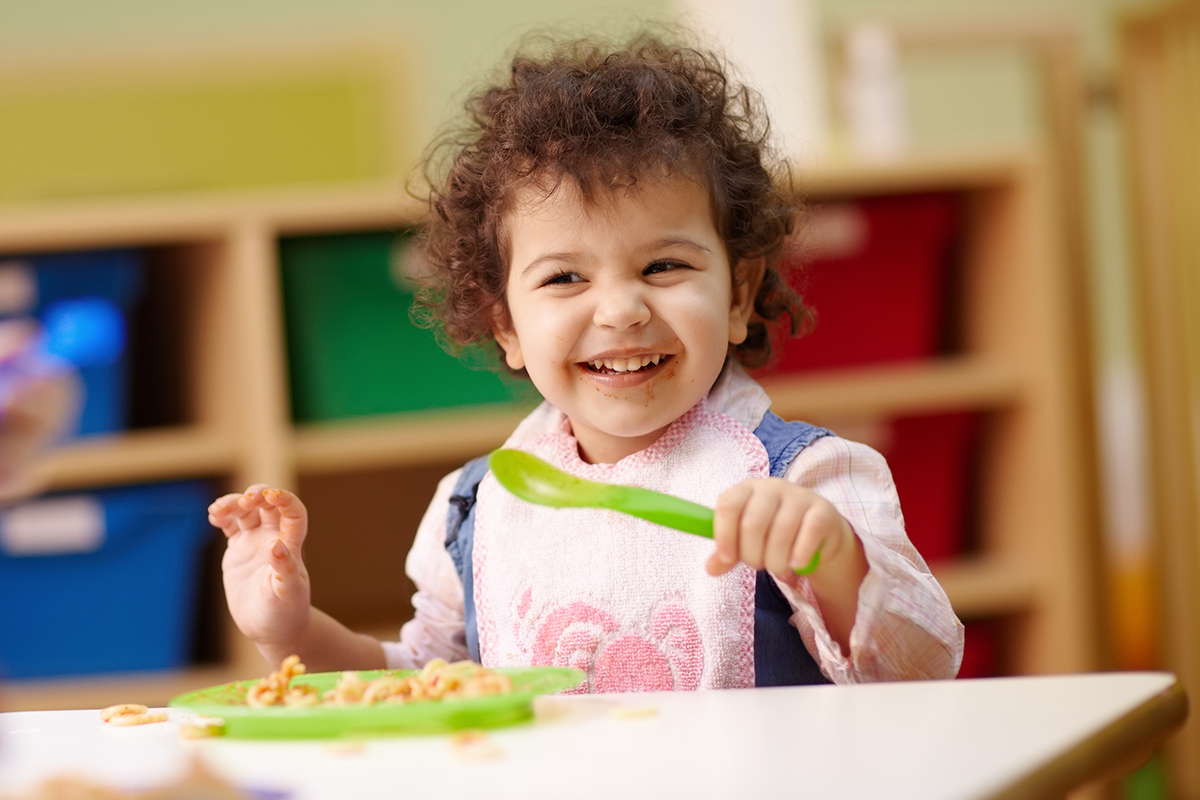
[{"x1": 592, "y1": 284, "x2": 651, "y2": 329}]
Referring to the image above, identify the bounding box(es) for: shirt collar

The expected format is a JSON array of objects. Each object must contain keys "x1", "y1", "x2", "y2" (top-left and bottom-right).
[{"x1": 705, "y1": 359, "x2": 772, "y2": 431}]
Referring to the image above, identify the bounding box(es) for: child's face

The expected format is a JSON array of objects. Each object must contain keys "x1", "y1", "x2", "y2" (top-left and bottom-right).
[{"x1": 494, "y1": 174, "x2": 758, "y2": 464}]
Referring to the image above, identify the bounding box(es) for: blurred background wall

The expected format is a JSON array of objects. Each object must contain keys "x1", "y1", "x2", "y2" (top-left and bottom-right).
[
  {"x1": 0, "y1": 0, "x2": 1161, "y2": 425},
  {"x1": 0, "y1": 0, "x2": 1159, "y2": 355}
]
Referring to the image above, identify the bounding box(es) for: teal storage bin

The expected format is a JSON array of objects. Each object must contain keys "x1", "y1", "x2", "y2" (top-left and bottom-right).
[
  {"x1": 279, "y1": 232, "x2": 526, "y2": 422},
  {"x1": 0, "y1": 480, "x2": 213, "y2": 679}
]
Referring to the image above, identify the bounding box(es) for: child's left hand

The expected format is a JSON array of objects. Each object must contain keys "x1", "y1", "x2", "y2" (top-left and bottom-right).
[
  {"x1": 706, "y1": 477, "x2": 858, "y2": 588},
  {"x1": 708, "y1": 477, "x2": 868, "y2": 653}
]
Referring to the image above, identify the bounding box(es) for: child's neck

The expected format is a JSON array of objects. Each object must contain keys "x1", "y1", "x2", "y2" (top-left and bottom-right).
[
  {"x1": 567, "y1": 372, "x2": 726, "y2": 464},
  {"x1": 570, "y1": 421, "x2": 671, "y2": 465}
]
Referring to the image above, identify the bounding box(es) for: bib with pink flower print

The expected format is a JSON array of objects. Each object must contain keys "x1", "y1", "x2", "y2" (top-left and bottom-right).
[{"x1": 472, "y1": 404, "x2": 768, "y2": 692}]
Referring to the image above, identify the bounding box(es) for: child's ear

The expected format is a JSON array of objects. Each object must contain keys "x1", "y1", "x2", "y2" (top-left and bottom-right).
[
  {"x1": 491, "y1": 305, "x2": 526, "y2": 371},
  {"x1": 728, "y1": 257, "x2": 765, "y2": 345}
]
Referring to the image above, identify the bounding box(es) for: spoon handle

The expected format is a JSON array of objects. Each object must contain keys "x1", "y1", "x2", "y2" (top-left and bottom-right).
[
  {"x1": 606, "y1": 484, "x2": 715, "y2": 537},
  {"x1": 606, "y1": 485, "x2": 820, "y2": 575}
]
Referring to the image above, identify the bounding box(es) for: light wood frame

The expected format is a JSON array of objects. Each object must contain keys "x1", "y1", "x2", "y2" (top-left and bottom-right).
[{"x1": 1119, "y1": 1, "x2": 1200, "y2": 796}]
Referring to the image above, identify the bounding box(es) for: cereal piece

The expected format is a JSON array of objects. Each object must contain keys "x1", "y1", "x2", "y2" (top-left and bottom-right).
[
  {"x1": 324, "y1": 671, "x2": 367, "y2": 706},
  {"x1": 245, "y1": 684, "x2": 280, "y2": 708},
  {"x1": 534, "y1": 695, "x2": 617, "y2": 722},
  {"x1": 100, "y1": 703, "x2": 167, "y2": 726},
  {"x1": 362, "y1": 675, "x2": 410, "y2": 704},
  {"x1": 100, "y1": 703, "x2": 147, "y2": 722},
  {"x1": 247, "y1": 654, "x2": 314, "y2": 707},
  {"x1": 284, "y1": 682, "x2": 321, "y2": 707},
  {"x1": 449, "y1": 729, "x2": 503, "y2": 760},
  {"x1": 105, "y1": 711, "x2": 169, "y2": 726}
]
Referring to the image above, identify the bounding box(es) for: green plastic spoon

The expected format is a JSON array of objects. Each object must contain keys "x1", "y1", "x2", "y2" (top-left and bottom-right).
[{"x1": 487, "y1": 448, "x2": 820, "y2": 575}]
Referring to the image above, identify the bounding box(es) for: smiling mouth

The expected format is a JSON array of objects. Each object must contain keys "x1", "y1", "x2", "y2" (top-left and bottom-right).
[{"x1": 583, "y1": 354, "x2": 669, "y2": 375}]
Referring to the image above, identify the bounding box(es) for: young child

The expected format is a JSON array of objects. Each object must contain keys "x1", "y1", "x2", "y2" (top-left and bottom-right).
[{"x1": 211, "y1": 33, "x2": 964, "y2": 690}]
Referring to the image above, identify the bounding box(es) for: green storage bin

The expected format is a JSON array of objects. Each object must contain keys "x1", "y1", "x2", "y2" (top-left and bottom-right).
[{"x1": 280, "y1": 232, "x2": 526, "y2": 422}]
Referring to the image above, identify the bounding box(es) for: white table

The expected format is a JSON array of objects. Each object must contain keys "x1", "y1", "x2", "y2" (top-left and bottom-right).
[{"x1": 0, "y1": 672, "x2": 1186, "y2": 800}]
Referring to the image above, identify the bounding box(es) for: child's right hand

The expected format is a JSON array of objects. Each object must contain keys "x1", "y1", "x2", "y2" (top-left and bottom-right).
[{"x1": 209, "y1": 485, "x2": 311, "y2": 649}]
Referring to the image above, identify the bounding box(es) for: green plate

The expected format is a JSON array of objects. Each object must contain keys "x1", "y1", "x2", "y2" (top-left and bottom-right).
[{"x1": 168, "y1": 666, "x2": 585, "y2": 739}]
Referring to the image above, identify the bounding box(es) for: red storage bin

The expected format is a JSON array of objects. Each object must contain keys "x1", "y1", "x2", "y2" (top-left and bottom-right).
[
  {"x1": 957, "y1": 619, "x2": 1003, "y2": 679},
  {"x1": 880, "y1": 411, "x2": 980, "y2": 564},
  {"x1": 776, "y1": 192, "x2": 959, "y2": 372}
]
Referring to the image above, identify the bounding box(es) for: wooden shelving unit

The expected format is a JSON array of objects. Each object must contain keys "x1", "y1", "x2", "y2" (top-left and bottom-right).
[{"x1": 0, "y1": 145, "x2": 1102, "y2": 710}]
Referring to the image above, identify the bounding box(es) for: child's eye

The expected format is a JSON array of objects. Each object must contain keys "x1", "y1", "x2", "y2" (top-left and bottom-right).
[
  {"x1": 644, "y1": 260, "x2": 685, "y2": 276},
  {"x1": 541, "y1": 270, "x2": 583, "y2": 287}
]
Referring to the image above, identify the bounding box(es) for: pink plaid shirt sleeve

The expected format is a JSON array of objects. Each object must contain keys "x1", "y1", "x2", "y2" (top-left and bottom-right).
[
  {"x1": 381, "y1": 470, "x2": 470, "y2": 670},
  {"x1": 776, "y1": 435, "x2": 965, "y2": 682}
]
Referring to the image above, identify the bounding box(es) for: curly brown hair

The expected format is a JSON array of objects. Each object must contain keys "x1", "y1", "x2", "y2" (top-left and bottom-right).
[{"x1": 412, "y1": 31, "x2": 812, "y2": 374}]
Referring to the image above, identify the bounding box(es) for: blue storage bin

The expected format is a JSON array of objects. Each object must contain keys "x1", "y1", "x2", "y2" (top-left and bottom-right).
[
  {"x1": 0, "y1": 480, "x2": 213, "y2": 679},
  {"x1": 0, "y1": 248, "x2": 144, "y2": 437},
  {"x1": 30, "y1": 249, "x2": 144, "y2": 309}
]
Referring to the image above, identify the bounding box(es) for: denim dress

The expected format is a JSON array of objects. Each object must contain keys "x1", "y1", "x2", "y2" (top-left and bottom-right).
[{"x1": 444, "y1": 409, "x2": 834, "y2": 687}]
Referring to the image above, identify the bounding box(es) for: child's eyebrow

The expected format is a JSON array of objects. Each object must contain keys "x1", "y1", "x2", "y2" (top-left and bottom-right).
[
  {"x1": 650, "y1": 235, "x2": 713, "y2": 255},
  {"x1": 519, "y1": 251, "x2": 580, "y2": 277}
]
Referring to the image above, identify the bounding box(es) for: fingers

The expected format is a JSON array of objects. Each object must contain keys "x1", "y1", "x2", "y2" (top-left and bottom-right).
[
  {"x1": 790, "y1": 502, "x2": 845, "y2": 574},
  {"x1": 709, "y1": 482, "x2": 752, "y2": 575},
  {"x1": 764, "y1": 494, "x2": 809, "y2": 579},
  {"x1": 709, "y1": 479, "x2": 842, "y2": 582},
  {"x1": 265, "y1": 536, "x2": 303, "y2": 601},
  {"x1": 712, "y1": 478, "x2": 791, "y2": 575},
  {"x1": 733, "y1": 487, "x2": 782, "y2": 570},
  {"x1": 208, "y1": 493, "x2": 249, "y2": 535},
  {"x1": 208, "y1": 485, "x2": 307, "y2": 547}
]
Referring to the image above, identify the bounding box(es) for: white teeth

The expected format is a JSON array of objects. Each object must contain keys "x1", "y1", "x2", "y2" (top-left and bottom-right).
[{"x1": 588, "y1": 354, "x2": 664, "y2": 372}]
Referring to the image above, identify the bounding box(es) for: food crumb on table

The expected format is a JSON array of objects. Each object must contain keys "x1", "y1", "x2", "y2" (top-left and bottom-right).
[
  {"x1": 99, "y1": 704, "x2": 168, "y2": 727},
  {"x1": 449, "y1": 729, "x2": 504, "y2": 760},
  {"x1": 322, "y1": 740, "x2": 367, "y2": 756}
]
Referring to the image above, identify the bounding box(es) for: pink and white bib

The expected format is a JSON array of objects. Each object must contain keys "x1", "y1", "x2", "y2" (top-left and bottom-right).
[{"x1": 472, "y1": 403, "x2": 769, "y2": 692}]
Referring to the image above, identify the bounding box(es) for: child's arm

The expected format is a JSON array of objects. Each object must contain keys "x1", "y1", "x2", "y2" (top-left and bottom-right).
[
  {"x1": 209, "y1": 485, "x2": 386, "y2": 672},
  {"x1": 707, "y1": 479, "x2": 868, "y2": 654},
  {"x1": 380, "y1": 468, "x2": 472, "y2": 669},
  {"x1": 709, "y1": 436, "x2": 964, "y2": 682}
]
